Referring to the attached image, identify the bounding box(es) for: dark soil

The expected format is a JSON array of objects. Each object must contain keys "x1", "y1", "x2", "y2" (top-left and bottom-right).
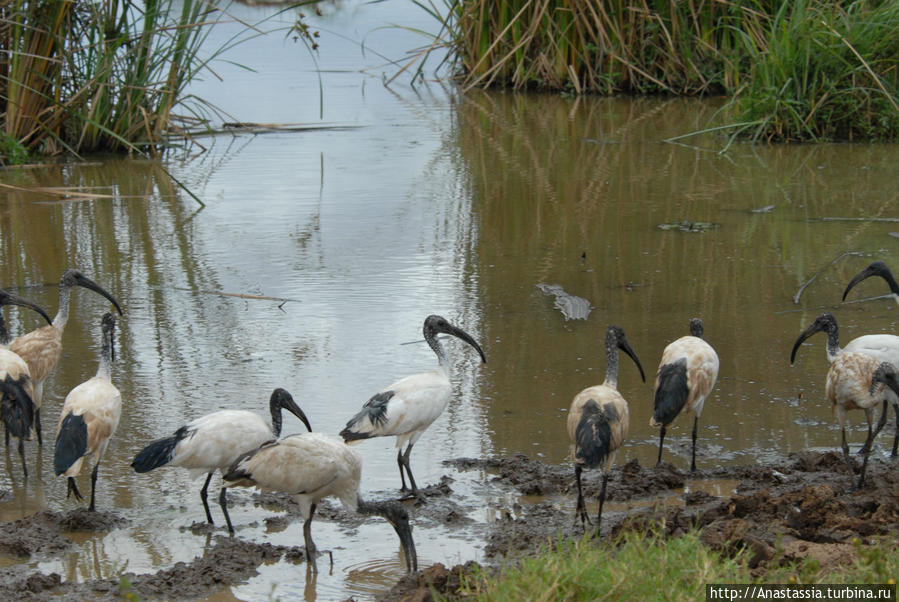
[{"x1": 1, "y1": 451, "x2": 897, "y2": 601}]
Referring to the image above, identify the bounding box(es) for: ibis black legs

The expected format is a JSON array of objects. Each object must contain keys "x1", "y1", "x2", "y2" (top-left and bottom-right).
[
  {"x1": 304, "y1": 503, "x2": 318, "y2": 571},
  {"x1": 655, "y1": 419, "x2": 700, "y2": 473},
  {"x1": 397, "y1": 443, "x2": 424, "y2": 502},
  {"x1": 572, "y1": 465, "x2": 608, "y2": 538},
  {"x1": 655, "y1": 425, "x2": 666, "y2": 466},
  {"x1": 842, "y1": 424, "x2": 875, "y2": 491},
  {"x1": 690, "y1": 416, "x2": 699, "y2": 473},
  {"x1": 200, "y1": 472, "x2": 215, "y2": 524},
  {"x1": 198, "y1": 471, "x2": 234, "y2": 534},
  {"x1": 34, "y1": 408, "x2": 42, "y2": 446}
]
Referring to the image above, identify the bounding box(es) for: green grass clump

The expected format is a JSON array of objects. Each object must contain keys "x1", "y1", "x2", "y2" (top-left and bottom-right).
[
  {"x1": 451, "y1": 530, "x2": 898, "y2": 601},
  {"x1": 732, "y1": 0, "x2": 899, "y2": 142}
]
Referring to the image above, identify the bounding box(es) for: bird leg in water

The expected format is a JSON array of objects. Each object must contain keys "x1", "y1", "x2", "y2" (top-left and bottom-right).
[
  {"x1": 892, "y1": 408, "x2": 899, "y2": 458},
  {"x1": 573, "y1": 465, "x2": 592, "y2": 528},
  {"x1": 303, "y1": 504, "x2": 324, "y2": 573},
  {"x1": 67, "y1": 476, "x2": 84, "y2": 501},
  {"x1": 396, "y1": 448, "x2": 408, "y2": 492},
  {"x1": 199, "y1": 472, "x2": 215, "y2": 524},
  {"x1": 34, "y1": 408, "x2": 42, "y2": 446},
  {"x1": 17, "y1": 437, "x2": 27, "y2": 479},
  {"x1": 89, "y1": 461, "x2": 100, "y2": 511},
  {"x1": 219, "y1": 486, "x2": 234, "y2": 535},
  {"x1": 856, "y1": 420, "x2": 876, "y2": 490},
  {"x1": 690, "y1": 416, "x2": 699, "y2": 473},
  {"x1": 859, "y1": 400, "x2": 887, "y2": 455},
  {"x1": 840, "y1": 428, "x2": 856, "y2": 490},
  {"x1": 595, "y1": 472, "x2": 609, "y2": 538},
  {"x1": 399, "y1": 443, "x2": 426, "y2": 503},
  {"x1": 656, "y1": 425, "x2": 667, "y2": 466}
]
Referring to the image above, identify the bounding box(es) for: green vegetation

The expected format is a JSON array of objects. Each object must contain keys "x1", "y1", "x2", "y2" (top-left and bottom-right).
[
  {"x1": 428, "y1": 0, "x2": 899, "y2": 141},
  {"x1": 451, "y1": 530, "x2": 898, "y2": 601},
  {"x1": 0, "y1": 1, "x2": 320, "y2": 162}
]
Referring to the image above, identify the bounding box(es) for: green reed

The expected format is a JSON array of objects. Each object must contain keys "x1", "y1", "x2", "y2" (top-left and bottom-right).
[
  {"x1": 1, "y1": 0, "x2": 218, "y2": 156},
  {"x1": 730, "y1": 0, "x2": 899, "y2": 142}
]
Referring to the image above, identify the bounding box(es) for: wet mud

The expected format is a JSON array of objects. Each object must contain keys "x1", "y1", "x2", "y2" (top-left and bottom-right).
[{"x1": 2, "y1": 451, "x2": 897, "y2": 600}]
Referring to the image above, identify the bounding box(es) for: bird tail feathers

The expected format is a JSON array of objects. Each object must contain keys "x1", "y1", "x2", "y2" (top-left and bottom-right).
[{"x1": 54, "y1": 412, "x2": 88, "y2": 476}]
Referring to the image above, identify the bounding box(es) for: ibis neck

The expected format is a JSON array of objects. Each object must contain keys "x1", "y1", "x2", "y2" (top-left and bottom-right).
[
  {"x1": 53, "y1": 285, "x2": 72, "y2": 330},
  {"x1": 96, "y1": 332, "x2": 113, "y2": 380},
  {"x1": 824, "y1": 327, "x2": 842, "y2": 363},
  {"x1": 603, "y1": 343, "x2": 619, "y2": 389},
  {"x1": 427, "y1": 333, "x2": 451, "y2": 377},
  {"x1": 270, "y1": 406, "x2": 283, "y2": 437}
]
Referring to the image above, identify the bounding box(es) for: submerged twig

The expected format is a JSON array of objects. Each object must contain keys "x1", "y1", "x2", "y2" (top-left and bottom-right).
[
  {"x1": 792, "y1": 251, "x2": 865, "y2": 304},
  {"x1": 161, "y1": 286, "x2": 300, "y2": 307}
]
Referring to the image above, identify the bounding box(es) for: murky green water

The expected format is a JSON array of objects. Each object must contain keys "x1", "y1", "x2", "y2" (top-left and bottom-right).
[{"x1": 1, "y1": 1, "x2": 898, "y2": 599}]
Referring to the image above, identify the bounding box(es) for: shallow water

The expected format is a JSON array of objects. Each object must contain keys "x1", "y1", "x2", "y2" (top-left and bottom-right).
[{"x1": 1, "y1": 0, "x2": 898, "y2": 599}]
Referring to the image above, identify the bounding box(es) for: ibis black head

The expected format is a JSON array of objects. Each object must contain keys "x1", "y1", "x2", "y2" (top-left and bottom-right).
[
  {"x1": 870, "y1": 362, "x2": 899, "y2": 398},
  {"x1": 101, "y1": 312, "x2": 117, "y2": 363},
  {"x1": 269, "y1": 388, "x2": 312, "y2": 436},
  {"x1": 843, "y1": 261, "x2": 899, "y2": 301},
  {"x1": 606, "y1": 324, "x2": 645, "y2": 382},
  {"x1": 357, "y1": 497, "x2": 418, "y2": 573},
  {"x1": 0, "y1": 288, "x2": 53, "y2": 326},
  {"x1": 689, "y1": 318, "x2": 704, "y2": 339},
  {"x1": 61, "y1": 269, "x2": 123, "y2": 316},
  {"x1": 423, "y1": 315, "x2": 487, "y2": 364},
  {"x1": 789, "y1": 312, "x2": 837, "y2": 365}
]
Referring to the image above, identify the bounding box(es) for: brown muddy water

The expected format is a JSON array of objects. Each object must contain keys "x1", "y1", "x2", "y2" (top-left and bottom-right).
[{"x1": 1, "y1": 1, "x2": 899, "y2": 600}]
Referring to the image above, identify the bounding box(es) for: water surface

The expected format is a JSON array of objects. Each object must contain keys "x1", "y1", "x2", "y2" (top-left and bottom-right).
[{"x1": 1, "y1": 0, "x2": 898, "y2": 599}]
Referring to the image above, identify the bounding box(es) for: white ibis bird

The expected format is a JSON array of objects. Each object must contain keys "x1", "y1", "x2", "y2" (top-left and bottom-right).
[
  {"x1": 843, "y1": 261, "x2": 899, "y2": 307},
  {"x1": 818, "y1": 352, "x2": 890, "y2": 489},
  {"x1": 131, "y1": 388, "x2": 312, "y2": 534},
  {"x1": 53, "y1": 312, "x2": 120, "y2": 511},
  {"x1": 0, "y1": 290, "x2": 52, "y2": 478},
  {"x1": 568, "y1": 324, "x2": 644, "y2": 534},
  {"x1": 223, "y1": 431, "x2": 418, "y2": 573},
  {"x1": 339, "y1": 315, "x2": 486, "y2": 500},
  {"x1": 10, "y1": 269, "x2": 123, "y2": 445},
  {"x1": 650, "y1": 318, "x2": 720, "y2": 472},
  {"x1": 790, "y1": 312, "x2": 899, "y2": 456}
]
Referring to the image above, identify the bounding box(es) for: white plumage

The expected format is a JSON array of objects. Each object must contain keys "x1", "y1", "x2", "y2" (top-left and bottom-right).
[
  {"x1": 340, "y1": 315, "x2": 486, "y2": 499},
  {"x1": 131, "y1": 388, "x2": 311, "y2": 533},
  {"x1": 0, "y1": 290, "x2": 52, "y2": 478},
  {"x1": 567, "y1": 324, "x2": 644, "y2": 534},
  {"x1": 224, "y1": 432, "x2": 417, "y2": 572},
  {"x1": 651, "y1": 318, "x2": 720, "y2": 472},
  {"x1": 10, "y1": 269, "x2": 122, "y2": 445},
  {"x1": 791, "y1": 312, "x2": 899, "y2": 456},
  {"x1": 53, "y1": 312, "x2": 120, "y2": 511}
]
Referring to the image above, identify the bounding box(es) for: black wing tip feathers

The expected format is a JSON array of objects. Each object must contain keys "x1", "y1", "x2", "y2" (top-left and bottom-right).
[{"x1": 53, "y1": 413, "x2": 88, "y2": 476}]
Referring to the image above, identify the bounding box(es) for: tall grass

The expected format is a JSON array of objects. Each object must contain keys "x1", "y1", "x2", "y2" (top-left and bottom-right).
[
  {"x1": 0, "y1": 0, "x2": 219, "y2": 156},
  {"x1": 435, "y1": 0, "x2": 774, "y2": 95},
  {"x1": 428, "y1": 0, "x2": 898, "y2": 141},
  {"x1": 731, "y1": 0, "x2": 899, "y2": 142}
]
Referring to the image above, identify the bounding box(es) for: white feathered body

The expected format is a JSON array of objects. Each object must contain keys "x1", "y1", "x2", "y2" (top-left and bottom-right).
[
  {"x1": 57, "y1": 375, "x2": 121, "y2": 477},
  {"x1": 169, "y1": 410, "x2": 276, "y2": 479}
]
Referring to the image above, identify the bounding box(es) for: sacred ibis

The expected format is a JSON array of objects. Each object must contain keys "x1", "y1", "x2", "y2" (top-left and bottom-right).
[
  {"x1": 790, "y1": 312, "x2": 899, "y2": 456},
  {"x1": 10, "y1": 269, "x2": 123, "y2": 445},
  {"x1": 339, "y1": 315, "x2": 486, "y2": 500},
  {"x1": 224, "y1": 431, "x2": 418, "y2": 573},
  {"x1": 650, "y1": 318, "x2": 719, "y2": 472},
  {"x1": 568, "y1": 324, "x2": 644, "y2": 534},
  {"x1": 842, "y1": 261, "x2": 899, "y2": 306},
  {"x1": 0, "y1": 290, "x2": 52, "y2": 477},
  {"x1": 53, "y1": 312, "x2": 120, "y2": 511},
  {"x1": 131, "y1": 388, "x2": 312, "y2": 534}
]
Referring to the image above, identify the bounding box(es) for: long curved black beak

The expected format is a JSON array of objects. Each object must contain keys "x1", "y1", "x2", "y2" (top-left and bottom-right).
[
  {"x1": 618, "y1": 337, "x2": 646, "y2": 382},
  {"x1": 394, "y1": 515, "x2": 418, "y2": 573},
  {"x1": 278, "y1": 389, "x2": 312, "y2": 433},
  {"x1": 0, "y1": 290, "x2": 53, "y2": 326},
  {"x1": 73, "y1": 272, "x2": 123, "y2": 316},
  {"x1": 790, "y1": 320, "x2": 824, "y2": 365},
  {"x1": 447, "y1": 325, "x2": 487, "y2": 364},
  {"x1": 843, "y1": 261, "x2": 899, "y2": 301}
]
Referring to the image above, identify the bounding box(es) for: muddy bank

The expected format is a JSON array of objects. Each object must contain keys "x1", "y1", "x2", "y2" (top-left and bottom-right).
[{"x1": 2, "y1": 451, "x2": 897, "y2": 600}]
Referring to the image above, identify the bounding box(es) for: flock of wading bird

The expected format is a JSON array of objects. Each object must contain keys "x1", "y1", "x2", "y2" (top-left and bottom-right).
[{"x1": 1, "y1": 261, "x2": 899, "y2": 572}]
